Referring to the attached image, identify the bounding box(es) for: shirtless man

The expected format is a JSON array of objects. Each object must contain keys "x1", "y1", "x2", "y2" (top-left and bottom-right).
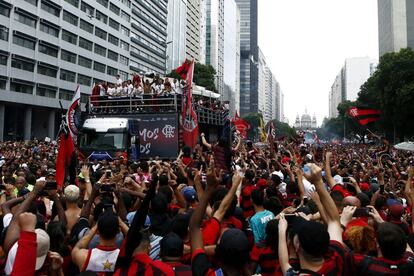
[{"x1": 64, "y1": 185, "x2": 81, "y2": 235}]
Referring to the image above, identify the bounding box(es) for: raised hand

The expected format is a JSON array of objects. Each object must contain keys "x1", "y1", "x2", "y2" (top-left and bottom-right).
[
  {"x1": 303, "y1": 163, "x2": 323, "y2": 184},
  {"x1": 18, "y1": 212, "x2": 37, "y2": 232}
]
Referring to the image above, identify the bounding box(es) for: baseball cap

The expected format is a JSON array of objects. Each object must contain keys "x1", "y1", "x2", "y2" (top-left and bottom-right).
[
  {"x1": 272, "y1": 171, "x2": 284, "y2": 181},
  {"x1": 160, "y1": 232, "x2": 183, "y2": 257},
  {"x1": 256, "y1": 178, "x2": 268, "y2": 189},
  {"x1": 183, "y1": 186, "x2": 197, "y2": 202},
  {"x1": 388, "y1": 200, "x2": 404, "y2": 218},
  {"x1": 35, "y1": 229, "x2": 50, "y2": 270},
  {"x1": 292, "y1": 217, "x2": 329, "y2": 257}
]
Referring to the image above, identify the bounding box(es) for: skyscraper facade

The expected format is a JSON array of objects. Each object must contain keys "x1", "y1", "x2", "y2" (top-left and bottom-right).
[
  {"x1": 222, "y1": 0, "x2": 240, "y2": 116},
  {"x1": 0, "y1": 0, "x2": 169, "y2": 141},
  {"x1": 166, "y1": 0, "x2": 186, "y2": 72},
  {"x1": 205, "y1": 0, "x2": 224, "y2": 96},
  {"x1": 130, "y1": 0, "x2": 168, "y2": 74},
  {"x1": 378, "y1": 0, "x2": 414, "y2": 56},
  {"x1": 186, "y1": 0, "x2": 202, "y2": 62},
  {"x1": 235, "y1": 0, "x2": 258, "y2": 116}
]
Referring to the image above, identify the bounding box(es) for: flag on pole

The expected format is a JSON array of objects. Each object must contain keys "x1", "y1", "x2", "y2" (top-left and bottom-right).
[
  {"x1": 179, "y1": 59, "x2": 198, "y2": 148},
  {"x1": 55, "y1": 126, "x2": 75, "y2": 188},
  {"x1": 259, "y1": 116, "x2": 266, "y2": 142},
  {"x1": 175, "y1": 59, "x2": 192, "y2": 80},
  {"x1": 66, "y1": 85, "x2": 82, "y2": 143},
  {"x1": 348, "y1": 107, "x2": 381, "y2": 126}
]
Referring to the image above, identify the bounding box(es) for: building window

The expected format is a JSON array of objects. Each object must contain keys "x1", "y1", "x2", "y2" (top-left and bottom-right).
[
  {"x1": 96, "y1": 0, "x2": 108, "y2": 8},
  {"x1": 0, "y1": 4, "x2": 11, "y2": 17},
  {"x1": 93, "y1": 61, "x2": 105, "y2": 73},
  {"x1": 62, "y1": 30, "x2": 77, "y2": 45},
  {"x1": 63, "y1": 10, "x2": 78, "y2": 26},
  {"x1": 80, "y1": 19, "x2": 93, "y2": 33},
  {"x1": 119, "y1": 70, "x2": 128, "y2": 80},
  {"x1": 61, "y1": 49, "x2": 77, "y2": 63},
  {"x1": 94, "y1": 44, "x2": 106, "y2": 57},
  {"x1": 120, "y1": 40, "x2": 129, "y2": 51},
  {"x1": 40, "y1": 1, "x2": 61, "y2": 17},
  {"x1": 109, "y1": 3, "x2": 120, "y2": 15},
  {"x1": 11, "y1": 56, "x2": 35, "y2": 72},
  {"x1": 12, "y1": 34, "x2": 36, "y2": 50},
  {"x1": 80, "y1": 1, "x2": 94, "y2": 16},
  {"x1": 95, "y1": 10, "x2": 107, "y2": 24},
  {"x1": 24, "y1": 0, "x2": 38, "y2": 6},
  {"x1": 121, "y1": 11, "x2": 130, "y2": 22},
  {"x1": 36, "y1": 85, "x2": 56, "y2": 98},
  {"x1": 0, "y1": 54, "x2": 7, "y2": 65},
  {"x1": 60, "y1": 69, "x2": 76, "y2": 82},
  {"x1": 64, "y1": 0, "x2": 79, "y2": 7},
  {"x1": 107, "y1": 50, "x2": 118, "y2": 62},
  {"x1": 0, "y1": 25, "x2": 8, "y2": 41},
  {"x1": 107, "y1": 66, "x2": 117, "y2": 76},
  {"x1": 78, "y1": 55, "x2": 92, "y2": 68},
  {"x1": 79, "y1": 37, "x2": 92, "y2": 51},
  {"x1": 108, "y1": 34, "x2": 119, "y2": 46},
  {"x1": 120, "y1": 55, "x2": 129, "y2": 66},
  {"x1": 121, "y1": 25, "x2": 129, "y2": 36},
  {"x1": 14, "y1": 12, "x2": 37, "y2": 28},
  {"x1": 39, "y1": 22, "x2": 59, "y2": 37},
  {"x1": 120, "y1": 0, "x2": 131, "y2": 8},
  {"x1": 10, "y1": 81, "x2": 33, "y2": 94},
  {"x1": 109, "y1": 18, "x2": 119, "y2": 31},
  {"x1": 0, "y1": 79, "x2": 6, "y2": 89},
  {"x1": 38, "y1": 43, "x2": 58, "y2": 57},
  {"x1": 78, "y1": 74, "x2": 91, "y2": 86},
  {"x1": 37, "y1": 63, "x2": 57, "y2": 77},
  {"x1": 59, "y1": 88, "x2": 73, "y2": 100},
  {"x1": 95, "y1": 27, "x2": 107, "y2": 40}
]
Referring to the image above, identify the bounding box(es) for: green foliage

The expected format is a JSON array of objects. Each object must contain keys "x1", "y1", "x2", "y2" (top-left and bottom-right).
[
  {"x1": 267, "y1": 120, "x2": 297, "y2": 140},
  {"x1": 358, "y1": 48, "x2": 414, "y2": 140},
  {"x1": 166, "y1": 62, "x2": 217, "y2": 93}
]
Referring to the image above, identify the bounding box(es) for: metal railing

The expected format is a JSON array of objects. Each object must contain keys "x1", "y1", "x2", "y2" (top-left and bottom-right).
[{"x1": 88, "y1": 94, "x2": 229, "y2": 125}]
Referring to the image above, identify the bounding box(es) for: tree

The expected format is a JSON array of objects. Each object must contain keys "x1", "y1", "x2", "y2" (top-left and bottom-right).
[
  {"x1": 241, "y1": 113, "x2": 296, "y2": 141},
  {"x1": 166, "y1": 62, "x2": 217, "y2": 93},
  {"x1": 358, "y1": 48, "x2": 414, "y2": 140}
]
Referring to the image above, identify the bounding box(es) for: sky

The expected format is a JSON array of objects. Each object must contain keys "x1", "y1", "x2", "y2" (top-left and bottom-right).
[{"x1": 258, "y1": 0, "x2": 379, "y2": 126}]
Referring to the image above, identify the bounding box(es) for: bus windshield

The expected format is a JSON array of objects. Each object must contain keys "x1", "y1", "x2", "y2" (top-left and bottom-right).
[{"x1": 80, "y1": 131, "x2": 127, "y2": 150}]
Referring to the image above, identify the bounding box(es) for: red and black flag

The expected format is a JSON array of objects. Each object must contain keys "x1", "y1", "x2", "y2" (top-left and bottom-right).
[
  {"x1": 175, "y1": 59, "x2": 192, "y2": 80},
  {"x1": 348, "y1": 107, "x2": 381, "y2": 126}
]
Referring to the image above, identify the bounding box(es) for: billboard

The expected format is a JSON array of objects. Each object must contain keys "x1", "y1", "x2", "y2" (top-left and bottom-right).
[{"x1": 136, "y1": 114, "x2": 179, "y2": 159}]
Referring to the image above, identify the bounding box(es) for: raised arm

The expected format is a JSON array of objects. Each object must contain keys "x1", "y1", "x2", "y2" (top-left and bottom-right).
[
  {"x1": 325, "y1": 152, "x2": 336, "y2": 188},
  {"x1": 190, "y1": 162, "x2": 217, "y2": 251},
  {"x1": 304, "y1": 163, "x2": 342, "y2": 244},
  {"x1": 278, "y1": 213, "x2": 291, "y2": 274},
  {"x1": 213, "y1": 172, "x2": 243, "y2": 222},
  {"x1": 201, "y1": 133, "x2": 212, "y2": 149}
]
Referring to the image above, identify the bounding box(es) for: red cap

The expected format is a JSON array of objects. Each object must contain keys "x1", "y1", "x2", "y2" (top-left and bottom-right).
[{"x1": 256, "y1": 179, "x2": 268, "y2": 189}]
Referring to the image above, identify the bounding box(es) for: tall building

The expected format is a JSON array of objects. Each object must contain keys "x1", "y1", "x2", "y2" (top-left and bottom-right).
[
  {"x1": 0, "y1": 0, "x2": 169, "y2": 141},
  {"x1": 281, "y1": 92, "x2": 286, "y2": 123},
  {"x1": 0, "y1": 0, "x2": 133, "y2": 141},
  {"x1": 186, "y1": 0, "x2": 203, "y2": 62},
  {"x1": 222, "y1": 0, "x2": 240, "y2": 116},
  {"x1": 166, "y1": 0, "x2": 186, "y2": 72},
  {"x1": 205, "y1": 0, "x2": 224, "y2": 95},
  {"x1": 235, "y1": 0, "x2": 258, "y2": 116},
  {"x1": 329, "y1": 57, "x2": 377, "y2": 118},
  {"x1": 257, "y1": 48, "x2": 267, "y2": 119},
  {"x1": 378, "y1": 0, "x2": 414, "y2": 56},
  {"x1": 263, "y1": 66, "x2": 281, "y2": 122},
  {"x1": 130, "y1": 0, "x2": 168, "y2": 74}
]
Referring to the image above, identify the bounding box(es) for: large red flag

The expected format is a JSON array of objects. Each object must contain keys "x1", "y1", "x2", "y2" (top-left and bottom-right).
[
  {"x1": 180, "y1": 60, "x2": 198, "y2": 148},
  {"x1": 55, "y1": 130, "x2": 75, "y2": 188},
  {"x1": 175, "y1": 59, "x2": 191, "y2": 80},
  {"x1": 348, "y1": 107, "x2": 381, "y2": 126}
]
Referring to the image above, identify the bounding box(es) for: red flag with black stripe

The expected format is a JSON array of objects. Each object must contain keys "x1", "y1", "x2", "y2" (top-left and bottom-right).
[
  {"x1": 175, "y1": 59, "x2": 191, "y2": 80},
  {"x1": 348, "y1": 107, "x2": 381, "y2": 126}
]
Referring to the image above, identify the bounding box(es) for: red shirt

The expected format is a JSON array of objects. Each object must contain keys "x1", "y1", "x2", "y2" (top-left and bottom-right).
[
  {"x1": 114, "y1": 253, "x2": 174, "y2": 276},
  {"x1": 10, "y1": 231, "x2": 37, "y2": 276},
  {"x1": 222, "y1": 216, "x2": 242, "y2": 230},
  {"x1": 202, "y1": 217, "x2": 221, "y2": 245},
  {"x1": 240, "y1": 184, "x2": 255, "y2": 218},
  {"x1": 251, "y1": 244, "x2": 282, "y2": 276}
]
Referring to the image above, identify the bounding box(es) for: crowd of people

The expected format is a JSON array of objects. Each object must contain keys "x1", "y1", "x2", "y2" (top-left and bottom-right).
[{"x1": 1, "y1": 132, "x2": 414, "y2": 275}]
